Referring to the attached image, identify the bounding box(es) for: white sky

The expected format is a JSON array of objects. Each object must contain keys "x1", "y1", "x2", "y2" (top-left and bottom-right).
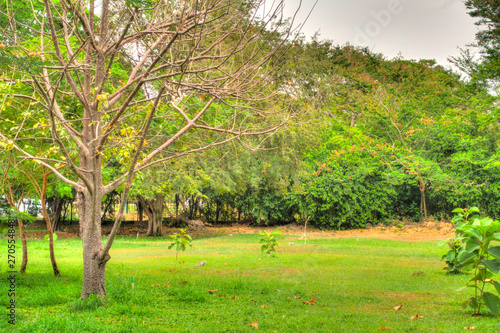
[{"x1": 269, "y1": 0, "x2": 480, "y2": 67}]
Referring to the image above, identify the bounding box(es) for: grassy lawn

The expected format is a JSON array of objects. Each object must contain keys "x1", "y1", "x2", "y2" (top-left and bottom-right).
[{"x1": 1, "y1": 232, "x2": 498, "y2": 332}]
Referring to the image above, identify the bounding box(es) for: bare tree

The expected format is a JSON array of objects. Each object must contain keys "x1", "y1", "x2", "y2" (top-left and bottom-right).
[{"x1": 0, "y1": 0, "x2": 302, "y2": 298}]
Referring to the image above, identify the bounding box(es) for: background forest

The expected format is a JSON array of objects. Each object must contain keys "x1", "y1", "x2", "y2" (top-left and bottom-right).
[
  {"x1": 3, "y1": 39, "x2": 500, "y2": 231},
  {"x1": 1, "y1": 0, "x2": 500, "y2": 232}
]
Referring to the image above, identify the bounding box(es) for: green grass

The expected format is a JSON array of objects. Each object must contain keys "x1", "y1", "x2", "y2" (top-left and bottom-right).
[{"x1": 0, "y1": 234, "x2": 498, "y2": 332}]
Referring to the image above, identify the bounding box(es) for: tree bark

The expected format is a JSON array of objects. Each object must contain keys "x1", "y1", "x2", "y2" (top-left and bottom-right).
[
  {"x1": 41, "y1": 171, "x2": 61, "y2": 276},
  {"x1": 137, "y1": 200, "x2": 143, "y2": 223},
  {"x1": 418, "y1": 177, "x2": 427, "y2": 221},
  {"x1": 175, "y1": 194, "x2": 179, "y2": 217},
  {"x1": 137, "y1": 194, "x2": 165, "y2": 236},
  {"x1": 50, "y1": 195, "x2": 64, "y2": 232},
  {"x1": 178, "y1": 194, "x2": 187, "y2": 212},
  {"x1": 78, "y1": 189, "x2": 110, "y2": 298},
  {"x1": 215, "y1": 201, "x2": 221, "y2": 224}
]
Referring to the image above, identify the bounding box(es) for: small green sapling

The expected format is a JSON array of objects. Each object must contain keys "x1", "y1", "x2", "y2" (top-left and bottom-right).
[
  {"x1": 260, "y1": 230, "x2": 282, "y2": 256},
  {"x1": 168, "y1": 228, "x2": 192, "y2": 270}
]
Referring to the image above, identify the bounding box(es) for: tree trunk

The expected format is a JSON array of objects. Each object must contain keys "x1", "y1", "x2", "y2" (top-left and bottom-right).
[
  {"x1": 137, "y1": 194, "x2": 165, "y2": 236},
  {"x1": 78, "y1": 189, "x2": 109, "y2": 298},
  {"x1": 193, "y1": 198, "x2": 198, "y2": 219},
  {"x1": 418, "y1": 178, "x2": 427, "y2": 221},
  {"x1": 50, "y1": 195, "x2": 64, "y2": 232},
  {"x1": 175, "y1": 194, "x2": 179, "y2": 217},
  {"x1": 178, "y1": 194, "x2": 187, "y2": 213},
  {"x1": 137, "y1": 200, "x2": 143, "y2": 223},
  {"x1": 189, "y1": 195, "x2": 195, "y2": 219},
  {"x1": 215, "y1": 201, "x2": 220, "y2": 224},
  {"x1": 61, "y1": 199, "x2": 70, "y2": 226},
  {"x1": 41, "y1": 173, "x2": 61, "y2": 277}
]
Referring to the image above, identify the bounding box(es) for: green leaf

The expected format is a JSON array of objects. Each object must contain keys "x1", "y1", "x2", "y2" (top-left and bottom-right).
[
  {"x1": 261, "y1": 244, "x2": 268, "y2": 253},
  {"x1": 438, "y1": 240, "x2": 447, "y2": 247},
  {"x1": 481, "y1": 259, "x2": 500, "y2": 275},
  {"x1": 446, "y1": 250, "x2": 456, "y2": 262},
  {"x1": 483, "y1": 292, "x2": 500, "y2": 315},
  {"x1": 490, "y1": 234, "x2": 500, "y2": 242},
  {"x1": 468, "y1": 207, "x2": 480, "y2": 214},
  {"x1": 457, "y1": 250, "x2": 477, "y2": 264},
  {"x1": 43, "y1": 233, "x2": 57, "y2": 241},
  {"x1": 489, "y1": 223, "x2": 500, "y2": 234},
  {"x1": 488, "y1": 246, "x2": 500, "y2": 260},
  {"x1": 480, "y1": 218, "x2": 494, "y2": 227},
  {"x1": 463, "y1": 228, "x2": 483, "y2": 240},
  {"x1": 465, "y1": 239, "x2": 480, "y2": 253},
  {"x1": 493, "y1": 281, "x2": 500, "y2": 294},
  {"x1": 466, "y1": 297, "x2": 480, "y2": 310},
  {"x1": 452, "y1": 208, "x2": 463, "y2": 213}
]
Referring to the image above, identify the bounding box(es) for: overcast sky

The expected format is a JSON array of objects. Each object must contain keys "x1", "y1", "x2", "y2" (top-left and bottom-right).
[{"x1": 268, "y1": 0, "x2": 480, "y2": 67}]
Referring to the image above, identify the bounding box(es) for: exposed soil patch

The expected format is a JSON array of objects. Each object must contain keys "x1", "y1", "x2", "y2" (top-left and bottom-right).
[{"x1": 21, "y1": 220, "x2": 454, "y2": 242}]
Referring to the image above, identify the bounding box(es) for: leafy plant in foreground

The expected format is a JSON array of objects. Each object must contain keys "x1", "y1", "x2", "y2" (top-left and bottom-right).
[
  {"x1": 440, "y1": 207, "x2": 500, "y2": 316},
  {"x1": 168, "y1": 229, "x2": 192, "y2": 270},
  {"x1": 439, "y1": 207, "x2": 480, "y2": 274},
  {"x1": 259, "y1": 230, "x2": 282, "y2": 256}
]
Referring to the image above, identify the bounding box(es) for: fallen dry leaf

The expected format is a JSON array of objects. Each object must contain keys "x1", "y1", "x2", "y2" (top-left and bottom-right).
[
  {"x1": 276, "y1": 289, "x2": 281, "y2": 293},
  {"x1": 225, "y1": 263, "x2": 228, "y2": 266},
  {"x1": 411, "y1": 314, "x2": 424, "y2": 320},
  {"x1": 293, "y1": 296, "x2": 302, "y2": 299},
  {"x1": 261, "y1": 304, "x2": 269, "y2": 308},
  {"x1": 151, "y1": 283, "x2": 159, "y2": 287},
  {"x1": 258, "y1": 290, "x2": 263, "y2": 294},
  {"x1": 232, "y1": 295, "x2": 238, "y2": 300},
  {"x1": 394, "y1": 305, "x2": 403, "y2": 311},
  {"x1": 164, "y1": 285, "x2": 170, "y2": 288},
  {"x1": 303, "y1": 297, "x2": 316, "y2": 305},
  {"x1": 208, "y1": 289, "x2": 218, "y2": 294},
  {"x1": 464, "y1": 326, "x2": 476, "y2": 330},
  {"x1": 247, "y1": 321, "x2": 259, "y2": 329},
  {"x1": 218, "y1": 294, "x2": 226, "y2": 297},
  {"x1": 379, "y1": 326, "x2": 392, "y2": 330},
  {"x1": 179, "y1": 281, "x2": 188, "y2": 285}
]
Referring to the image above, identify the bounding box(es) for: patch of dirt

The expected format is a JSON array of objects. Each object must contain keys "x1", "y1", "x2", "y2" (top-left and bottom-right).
[
  {"x1": 354, "y1": 291, "x2": 423, "y2": 301},
  {"x1": 21, "y1": 220, "x2": 454, "y2": 242},
  {"x1": 204, "y1": 220, "x2": 454, "y2": 241}
]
